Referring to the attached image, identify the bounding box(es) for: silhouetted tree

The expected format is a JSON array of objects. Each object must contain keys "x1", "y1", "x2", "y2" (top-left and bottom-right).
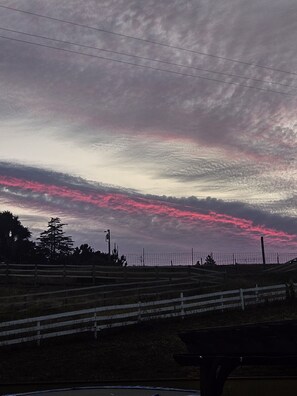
[
  {"x1": 204, "y1": 253, "x2": 216, "y2": 266},
  {"x1": 37, "y1": 217, "x2": 73, "y2": 262},
  {"x1": 0, "y1": 211, "x2": 31, "y2": 262},
  {"x1": 72, "y1": 243, "x2": 95, "y2": 264},
  {"x1": 77, "y1": 244, "x2": 94, "y2": 257},
  {"x1": 70, "y1": 243, "x2": 127, "y2": 266}
]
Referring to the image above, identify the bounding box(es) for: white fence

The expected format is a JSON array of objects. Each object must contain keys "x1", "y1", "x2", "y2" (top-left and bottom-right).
[{"x1": 0, "y1": 283, "x2": 288, "y2": 347}]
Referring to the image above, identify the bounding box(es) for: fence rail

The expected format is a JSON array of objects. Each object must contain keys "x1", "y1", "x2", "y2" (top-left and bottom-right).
[
  {"x1": 0, "y1": 266, "x2": 225, "y2": 318},
  {"x1": 0, "y1": 283, "x2": 289, "y2": 347},
  {"x1": 0, "y1": 263, "x2": 224, "y2": 287},
  {"x1": 0, "y1": 279, "x2": 212, "y2": 318}
]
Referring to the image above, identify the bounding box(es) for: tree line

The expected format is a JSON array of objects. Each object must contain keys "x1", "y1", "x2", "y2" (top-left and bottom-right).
[{"x1": 0, "y1": 211, "x2": 127, "y2": 266}]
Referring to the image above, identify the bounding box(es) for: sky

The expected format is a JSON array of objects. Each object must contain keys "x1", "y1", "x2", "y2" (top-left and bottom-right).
[{"x1": 0, "y1": 0, "x2": 296, "y2": 256}]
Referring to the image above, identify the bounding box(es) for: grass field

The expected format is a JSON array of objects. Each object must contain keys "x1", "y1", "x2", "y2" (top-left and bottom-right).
[
  {"x1": 1, "y1": 264, "x2": 297, "y2": 395},
  {"x1": 1, "y1": 301, "x2": 297, "y2": 391},
  {"x1": 0, "y1": 263, "x2": 296, "y2": 320}
]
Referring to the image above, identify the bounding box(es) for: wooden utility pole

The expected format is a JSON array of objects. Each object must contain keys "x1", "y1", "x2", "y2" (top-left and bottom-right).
[
  {"x1": 261, "y1": 236, "x2": 266, "y2": 265},
  {"x1": 105, "y1": 229, "x2": 111, "y2": 258}
]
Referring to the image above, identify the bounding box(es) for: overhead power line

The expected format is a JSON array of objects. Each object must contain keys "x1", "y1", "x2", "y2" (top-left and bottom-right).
[
  {"x1": 0, "y1": 33, "x2": 296, "y2": 97},
  {"x1": 0, "y1": 26, "x2": 295, "y2": 91},
  {"x1": 1, "y1": 3, "x2": 297, "y2": 77}
]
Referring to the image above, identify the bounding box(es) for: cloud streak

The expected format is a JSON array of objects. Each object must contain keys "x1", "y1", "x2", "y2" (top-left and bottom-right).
[{"x1": 0, "y1": 163, "x2": 296, "y2": 251}]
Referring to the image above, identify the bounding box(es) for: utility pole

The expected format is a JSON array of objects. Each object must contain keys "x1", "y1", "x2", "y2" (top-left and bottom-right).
[
  {"x1": 105, "y1": 229, "x2": 111, "y2": 258},
  {"x1": 261, "y1": 236, "x2": 266, "y2": 266}
]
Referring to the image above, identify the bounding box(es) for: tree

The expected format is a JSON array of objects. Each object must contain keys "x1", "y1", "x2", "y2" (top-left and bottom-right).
[
  {"x1": 73, "y1": 243, "x2": 94, "y2": 258},
  {"x1": 37, "y1": 218, "x2": 73, "y2": 262},
  {"x1": 204, "y1": 253, "x2": 216, "y2": 266},
  {"x1": 72, "y1": 243, "x2": 94, "y2": 264},
  {"x1": 0, "y1": 211, "x2": 31, "y2": 262},
  {"x1": 70, "y1": 243, "x2": 127, "y2": 266}
]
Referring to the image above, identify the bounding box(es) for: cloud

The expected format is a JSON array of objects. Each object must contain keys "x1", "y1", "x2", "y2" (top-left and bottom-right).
[
  {"x1": 1, "y1": 0, "x2": 297, "y2": 165},
  {"x1": 0, "y1": 162, "x2": 296, "y2": 252},
  {"x1": 1, "y1": 1, "x2": 297, "y2": 252}
]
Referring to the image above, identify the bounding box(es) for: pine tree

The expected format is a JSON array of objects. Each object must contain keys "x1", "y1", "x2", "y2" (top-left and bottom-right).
[
  {"x1": 38, "y1": 218, "x2": 73, "y2": 262},
  {"x1": 204, "y1": 253, "x2": 216, "y2": 266}
]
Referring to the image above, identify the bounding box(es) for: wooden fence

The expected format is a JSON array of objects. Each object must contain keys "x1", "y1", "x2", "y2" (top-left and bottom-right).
[
  {"x1": 0, "y1": 283, "x2": 288, "y2": 347},
  {"x1": 0, "y1": 278, "x2": 212, "y2": 319},
  {"x1": 0, "y1": 263, "x2": 224, "y2": 286}
]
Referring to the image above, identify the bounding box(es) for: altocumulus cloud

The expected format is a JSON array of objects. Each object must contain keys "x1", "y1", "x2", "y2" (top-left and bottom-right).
[{"x1": 0, "y1": 1, "x2": 297, "y2": 251}]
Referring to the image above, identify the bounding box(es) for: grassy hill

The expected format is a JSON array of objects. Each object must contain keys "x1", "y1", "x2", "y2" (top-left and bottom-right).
[{"x1": 1, "y1": 264, "x2": 297, "y2": 394}]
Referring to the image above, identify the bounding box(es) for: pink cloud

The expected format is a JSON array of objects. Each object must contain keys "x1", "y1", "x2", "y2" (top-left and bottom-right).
[{"x1": 0, "y1": 175, "x2": 296, "y2": 244}]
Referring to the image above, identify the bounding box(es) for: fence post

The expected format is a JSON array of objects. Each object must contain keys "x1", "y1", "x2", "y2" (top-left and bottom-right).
[
  {"x1": 92, "y1": 264, "x2": 96, "y2": 285},
  {"x1": 220, "y1": 293, "x2": 224, "y2": 312},
  {"x1": 34, "y1": 263, "x2": 38, "y2": 286},
  {"x1": 155, "y1": 266, "x2": 159, "y2": 280},
  {"x1": 63, "y1": 262, "x2": 67, "y2": 286},
  {"x1": 240, "y1": 288, "x2": 245, "y2": 311},
  {"x1": 6, "y1": 262, "x2": 9, "y2": 283},
  {"x1": 37, "y1": 321, "x2": 41, "y2": 346},
  {"x1": 138, "y1": 301, "x2": 142, "y2": 322},
  {"x1": 180, "y1": 292, "x2": 185, "y2": 319},
  {"x1": 255, "y1": 284, "x2": 259, "y2": 303},
  {"x1": 94, "y1": 312, "x2": 98, "y2": 339}
]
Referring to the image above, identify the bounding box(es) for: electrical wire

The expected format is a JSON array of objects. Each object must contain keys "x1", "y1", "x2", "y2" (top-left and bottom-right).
[
  {"x1": 0, "y1": 34, "x2": 296, "y2": 97},
  {"x1": 0, "y1": 26, "x2": 296, "y2": 91},
  {"x1": 0, "y1": 3, "x2": 297, "y2": 77}
]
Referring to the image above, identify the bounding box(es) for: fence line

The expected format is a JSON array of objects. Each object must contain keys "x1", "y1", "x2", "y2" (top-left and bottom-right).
[
  {"x1": 2, "y1": 251, "x2": 296, "y2": 270},
  {"x1": 125, "y1": 251, "x2": 297, "y2": 266},
  {"x1": 1, "y1": 252, "x2": 296, "y2": 275},
  {"x1": 0, "y1": 267, "x2": 224, "y2": 316},
  {"x1": 0, "y1": 283, "x2": 289, "y2": 347},
  {"x1": 0, "y1": 263, "x2": 224, "y2": 286},
  {"x1": 0, "y1": 280, "x2": 209, "y2": 317}
]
